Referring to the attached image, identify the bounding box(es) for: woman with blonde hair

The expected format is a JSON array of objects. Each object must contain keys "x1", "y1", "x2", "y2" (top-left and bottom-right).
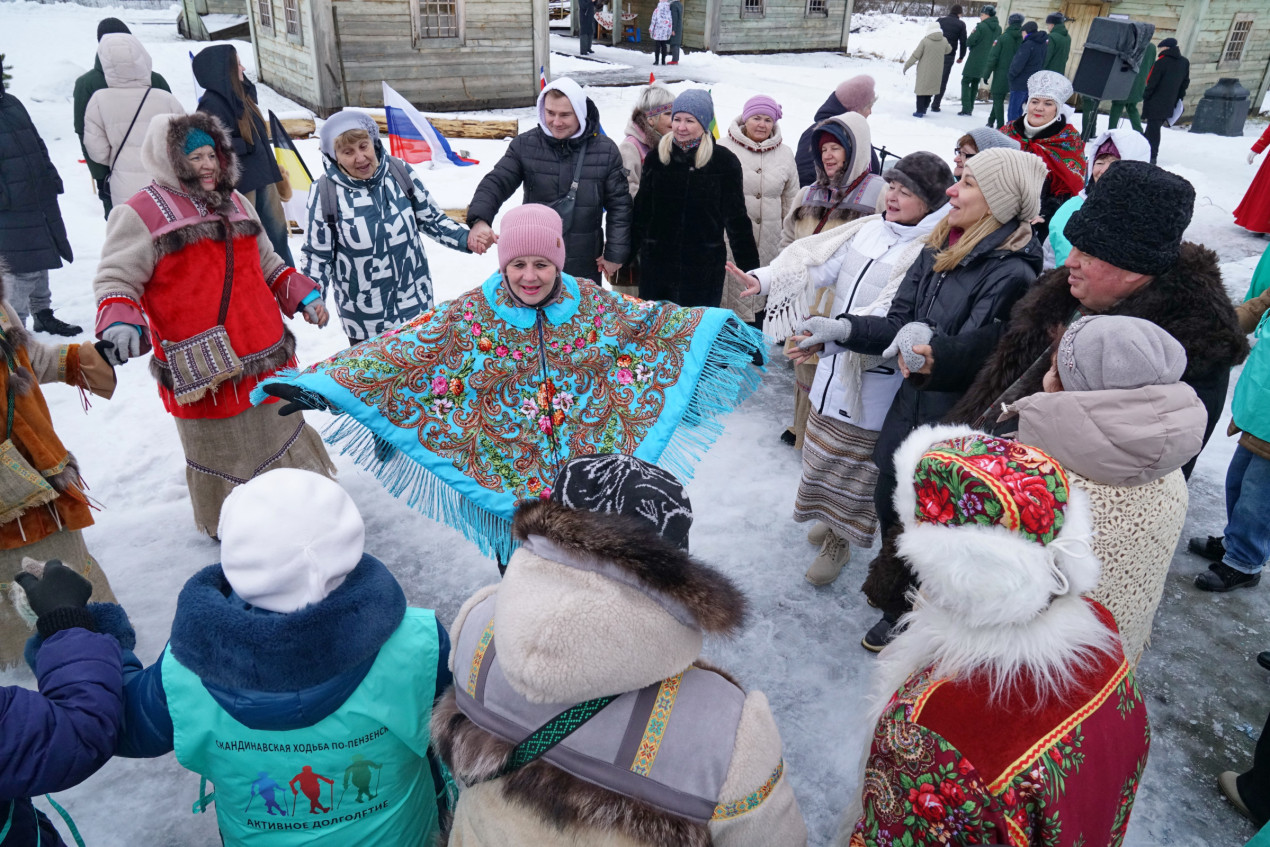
[
  {"x1": 794, "y1": 147, "x2": 1046, "y2": 649},
  {"x1": 631, "y1": 90, "x2": 759, "y2": 307}
]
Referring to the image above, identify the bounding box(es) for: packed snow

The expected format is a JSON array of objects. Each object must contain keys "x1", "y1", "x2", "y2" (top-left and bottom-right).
[{"x1": 1, "y1": 2, "x2": 1269, "y2": 844}]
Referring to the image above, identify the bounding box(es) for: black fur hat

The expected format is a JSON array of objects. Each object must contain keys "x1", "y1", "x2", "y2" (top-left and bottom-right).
[
  {"x1": 1065, "y1": 160, "x2": 1195, "y2": 276},
  {"x1": 549, "y1": 454, "x2": 692, "y2": 549},
  {"x1": 882, "y1": 151, "x2": 954, "y2": 213}
]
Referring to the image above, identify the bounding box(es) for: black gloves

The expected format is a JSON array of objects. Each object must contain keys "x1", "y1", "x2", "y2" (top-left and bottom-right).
[
  {"x1": 14, "y1": 560, "x2": 97, "y2": 638},
  {"x1": 261, "y1": 383, "x2": 328, "y2": 416}
]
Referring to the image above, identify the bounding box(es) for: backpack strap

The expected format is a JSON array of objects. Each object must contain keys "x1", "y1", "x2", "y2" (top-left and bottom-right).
[
  {"x1": 317, "y1": 175, "x2": 340, "y2": 262},
  {"x1": 385, "y1": 156, "x2": 419, "y2": 210}
]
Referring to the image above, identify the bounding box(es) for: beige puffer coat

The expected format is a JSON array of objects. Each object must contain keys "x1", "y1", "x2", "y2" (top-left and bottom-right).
[
  {"x1": 720, "y1": 118, "x2": 799, "y2": 322},
  {"x1": 83, "y1": 33, "x2": 186, "y2": 207},
  {"x1": 1007, "y1": 382, "x2": 1207, "y2": 665},
  {"x1": 903, "y1": 28, "x2": 953, "y2": 97}
]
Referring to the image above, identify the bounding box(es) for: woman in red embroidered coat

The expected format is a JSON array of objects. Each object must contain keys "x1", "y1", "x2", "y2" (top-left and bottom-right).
[
  {"x1": 839, "y1": 426, "x2": 1149, "y2": 847},
  {"x1": 91, "y1": 112, "x2": 334, "y2": 536},
  {"x1": 1235, "y1": 123, "x2": 1270, "y2": 235},
  {"x1": 1001, "y1": 71, "x2": 1086, "y2": 243}
]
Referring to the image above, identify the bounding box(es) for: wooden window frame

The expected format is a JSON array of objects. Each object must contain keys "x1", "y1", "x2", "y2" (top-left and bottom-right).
[
  {"x1": 1219, "y1": 13, "x2": 1253, "y2": 70},
  {"x1": 805, "y1": 0, "x2": 828, "y2": 18},
  {"x1": 256, "y1": 0, "x2": 274, "y2": 35},
  {"x1": 282, "y1": 0, "x2": 303, "y2": 45},
  {"x1": 741, "y1": 0, "x2": 765, "y2": 19},
  {"x1": 411, "y1": 0, "x2": 464, "y2": 47}
]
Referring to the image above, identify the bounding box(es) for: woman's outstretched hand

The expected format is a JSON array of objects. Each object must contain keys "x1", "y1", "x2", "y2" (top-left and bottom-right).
[{"x1": 726, "y1": 261, "x2": 761, "y2": 297}]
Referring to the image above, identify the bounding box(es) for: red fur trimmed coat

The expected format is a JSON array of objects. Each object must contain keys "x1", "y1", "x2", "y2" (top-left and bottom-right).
[{"x1": 92, "y1": 112, "x2": 316, "y2": 419}]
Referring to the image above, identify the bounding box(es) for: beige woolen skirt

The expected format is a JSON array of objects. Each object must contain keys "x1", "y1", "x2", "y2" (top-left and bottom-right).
[
  {"x1": 0, "y1": 529, "x2": 116, "y2": 669},
  {"x1": 175, "y1": 404, "x2": 336, "y2": 536}
]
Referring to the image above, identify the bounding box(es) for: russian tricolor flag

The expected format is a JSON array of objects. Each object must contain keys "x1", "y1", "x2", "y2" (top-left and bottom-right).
[{"x1": 382, "y1": 82, "x2": 478, "y2": 167}]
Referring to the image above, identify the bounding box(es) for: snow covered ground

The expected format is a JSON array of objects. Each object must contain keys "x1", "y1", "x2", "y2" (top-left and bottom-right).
[{"x1": 1, "y1": 2, "x2": 1269, "y2": 844}]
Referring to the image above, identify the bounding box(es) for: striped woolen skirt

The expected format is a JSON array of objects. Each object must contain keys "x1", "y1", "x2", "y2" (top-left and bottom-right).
[{"x1": 793, "y1": 410, "x2": 881, "y2": 546}]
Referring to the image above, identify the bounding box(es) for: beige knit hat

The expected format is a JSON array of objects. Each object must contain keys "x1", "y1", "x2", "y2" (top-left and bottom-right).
[{"x1": 964, "y1": 148, "x2": 1048, "y2": 224}]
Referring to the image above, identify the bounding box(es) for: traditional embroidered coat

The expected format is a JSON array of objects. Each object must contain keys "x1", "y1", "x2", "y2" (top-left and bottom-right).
[
  {"x1": 850, "y1": 601, "x2": 1149, "y2": 847},
  {"x1": 254, "y1": 273, "x2": 763, "y2": 560},
  {"x1": 92, "y1": 112, "x2": 317, "y2": 420}
]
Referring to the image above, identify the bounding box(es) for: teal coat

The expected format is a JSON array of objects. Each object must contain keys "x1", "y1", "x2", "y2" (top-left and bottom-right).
[
  {"x1": 1233, "y1": 247, "x2": 1270, "y2": 442},
  {"x1": 987, "y1": 23, "x2": 1023, "y2": 95},
  {"x1": 964, "y1": 16, "x2": 1000, "y2": 79}
]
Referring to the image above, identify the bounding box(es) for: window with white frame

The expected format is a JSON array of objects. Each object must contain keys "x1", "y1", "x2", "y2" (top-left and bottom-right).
[
  {"x1": 742, "y1": 0, "x2": 764, "y2": 18},
  {"x1": 1220, "y1": 13, "x2": 1253, "y2": 68},
  {"x1": 416, "y1": 0, "x2": 460, "y2": 39},
  {"x1": 805, "y1": 0, "x2": 828, "y2": 17},
  {"x1": 283, "y1": 0, "x2": 302, "y2": 44},
  {"x1": 257, "y1": 0, "x2": 273, "y2": 34}
]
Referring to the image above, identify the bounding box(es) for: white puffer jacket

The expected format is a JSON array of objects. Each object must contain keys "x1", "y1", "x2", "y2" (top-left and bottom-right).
[
  {"x1": 720, "y1": 117, "x2": 799, "y2": 321},
  {"x1": 83, "y1": 33, "x2": 186, "y2": 207}
]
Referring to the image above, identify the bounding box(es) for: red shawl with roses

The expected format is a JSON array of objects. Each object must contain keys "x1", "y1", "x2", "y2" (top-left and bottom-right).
[
  {"x1": 851, "y1": 601, "x2": 1149, "y2": 847},
  {"x1": 1001, "y1": 120, "x2": 1088, "y2": 202}
]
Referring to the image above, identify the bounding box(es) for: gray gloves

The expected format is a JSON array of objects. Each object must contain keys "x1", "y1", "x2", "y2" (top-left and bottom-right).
[
  {"x1": 797, "y1": 316, "x2": 853, "y2": 350},
  {"x1": 100, "y1": 323, "x2": 144, "y2": 366},
  {"x1": 883, "y1": 322, "x2": 934, "y2": 372},
  {"x1": 302, "y1": 299, "x2": 327, "y2": 326}
]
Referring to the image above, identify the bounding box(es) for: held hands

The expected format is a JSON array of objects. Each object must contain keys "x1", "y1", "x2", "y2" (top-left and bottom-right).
[
  {"x1": 14, "y1": 561, "x2": 92, "y2": 619},
  {"x1": 598, "y1": 258, "x2": 622, "y2": 279},
  {"x1": 302, "y1": 300, "x2": 329, "y2": 328},
  {"x1": 798, "y1": 316, "x2": 853, "y2": 349},
  {"x1": 725, "y1": 261, "x2": 761, "y2": 297},
  {"x1": 99, "y1": 323, "x2": 145, "y2": 366},
  {"x1": 261, "y1": 383, "x2": 328, "y2": 416},
  {"x1": 468, "y1": 221, "x2": 498, "y2": 255},
  {"x1": 883, "y1": 322, "x2": 935, "y2": 376}
]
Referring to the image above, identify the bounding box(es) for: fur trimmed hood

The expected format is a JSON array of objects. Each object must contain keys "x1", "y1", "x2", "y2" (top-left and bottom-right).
[
  {"x1": 138, "y1": 110, "x2": 241, "y2": 213},
  {"x1": 949, "y1": 241, "x2": 1249, "y2": 423},
  {"x1": 491, "y1": 499, "x2": 747, "y2": 703}
]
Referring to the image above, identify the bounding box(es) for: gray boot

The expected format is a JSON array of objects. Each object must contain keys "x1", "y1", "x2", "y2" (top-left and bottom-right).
[
  {"x1": 806, "y1": 522, "x2": 829, "y2": 547},
  {"x1": 805, "y1": 530, "x2": 850, "y2": 586}
]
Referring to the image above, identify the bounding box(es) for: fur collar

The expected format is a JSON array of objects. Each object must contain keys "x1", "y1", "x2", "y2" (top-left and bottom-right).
[
  {"x1": 169, "y1": 553, "x2": 406, "y2": 691},
  {"x1": 139, "y1": 111, "x2": 242, "y2": 215},
  {"x1": 513, "y1": 499, "x2": 746, "y2": 634},
  {"x1": 949, "y1": 241, "x2": 1248, "y2": 423},
  {"x1": 725, "y1": 117, "x2": 785, "y2": 153}
]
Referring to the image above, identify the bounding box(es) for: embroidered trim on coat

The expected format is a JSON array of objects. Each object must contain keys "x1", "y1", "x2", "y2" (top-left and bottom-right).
[
  {"x1": 184, "y1": 419, "x2": 306, "y2": 484},
  {"x1": 711, "y1": 759, "x2": 784, "y2": 820},
  {"x1": 630, "y1": 671, "x2": 684, "y2": 776},
  {"x1": 466, "y1": 617, "x2": 496, "y2": 697}
]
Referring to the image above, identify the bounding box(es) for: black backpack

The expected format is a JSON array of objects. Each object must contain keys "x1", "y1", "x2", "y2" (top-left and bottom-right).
[{"x1": 315, "y1": 155, "x2": 417, "y2": 260}]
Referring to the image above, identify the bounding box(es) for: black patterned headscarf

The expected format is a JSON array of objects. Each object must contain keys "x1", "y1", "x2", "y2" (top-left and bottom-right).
[{"x1": 550, "y1": 454, "x2": 693, "y2": 549}]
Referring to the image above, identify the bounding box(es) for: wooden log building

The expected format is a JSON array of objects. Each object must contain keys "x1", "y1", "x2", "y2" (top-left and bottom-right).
[
  {"x1": 996, "y1": 0, "x2": 1270, "y2": 113},
  {"x1": 246, "y1": 0, "x2": 551, "y2": 116},
  {"x1": 616, "y1": 0, "x2": 853, "y2": 53}
]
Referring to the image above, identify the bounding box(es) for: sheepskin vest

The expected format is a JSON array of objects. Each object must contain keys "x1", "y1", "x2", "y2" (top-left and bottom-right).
[
  {"x1": 114, "y1": 184, "x2": 296, "y2": 419},
  {"x1": 452, "y1": 592, "x2": 746, "y2": 825},
  {"x1": 161, "y1": 608, "x2": 440, "y2": 845}
]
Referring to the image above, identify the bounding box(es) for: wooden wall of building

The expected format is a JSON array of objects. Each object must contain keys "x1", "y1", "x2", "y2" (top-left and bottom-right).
[
  {"x1": 251, "y1": 0, "x2": 321, "y2": 108},
  {"x1": 713, "y1": 0, "x2": 847, "y2": 53}
]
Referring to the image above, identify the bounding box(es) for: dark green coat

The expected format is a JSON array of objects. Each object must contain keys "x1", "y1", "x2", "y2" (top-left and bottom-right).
[
  {"x1": 1043, "y1": 23, "x2": 1071, "y2": 73},
  {"x1": 1118, "y1": 41, "x2": 1157, "y2": 105},
  {"x1": 986, "y1": 22, "x2": 1023, "y2": 95},
  {"x1": 72, "y1": 56, "x2": 170, "y2": 183},
  {"x1": 963, "y1": 16, "x2": 1000, "y2": 79}
]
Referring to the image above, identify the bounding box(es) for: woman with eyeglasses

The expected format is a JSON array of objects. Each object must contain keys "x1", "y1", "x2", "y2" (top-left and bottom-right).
[{"x1": 951, "y1": 126, "x2": 1020, "y2": 178}]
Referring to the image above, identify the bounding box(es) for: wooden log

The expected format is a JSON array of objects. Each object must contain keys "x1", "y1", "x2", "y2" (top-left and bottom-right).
[
  {"x1": 444, "y1": 208, "x2": 467, "y2": 223},
  {"x1": 279, "y1": 116, "x2": 316, "y2": 139},
  {"x1": 364, "y1": 110, "x2": 518, "y2": 139}
]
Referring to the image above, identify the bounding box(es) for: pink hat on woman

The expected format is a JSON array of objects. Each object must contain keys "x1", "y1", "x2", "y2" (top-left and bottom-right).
[
  {"x1": 741, "y1": 95, "x2": 782, "y2": 122},
  {"x1": 497, "y1": 204, "x2": 567, "y2": 271}
]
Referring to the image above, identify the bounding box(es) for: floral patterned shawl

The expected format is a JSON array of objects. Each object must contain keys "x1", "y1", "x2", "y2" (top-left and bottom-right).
[
  {"x1": 1001, "y1": 120, "x2": 1088, "y2": 200},
  {"x1": 253, "y1": 273, "x2": 764, "y2": 560}
]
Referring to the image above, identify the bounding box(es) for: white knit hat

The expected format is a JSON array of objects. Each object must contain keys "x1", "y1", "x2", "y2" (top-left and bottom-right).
[
  {"x1": 1027, "y1": 70, "x2": 1073, "y2": 104},
  {"x1": 319, "y1": 110, "x2": 381, "y2": 160},
  {"x1": 964, "y1": 147, "x2": 1048, "y2": 224},
  {"x1": 218, "y1": 469, "x2": 366, "y2": 613}
]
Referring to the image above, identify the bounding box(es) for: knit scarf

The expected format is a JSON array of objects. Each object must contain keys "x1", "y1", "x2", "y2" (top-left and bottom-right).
[
  {"x1": 1003, "y1": 120, "x2": 1087, "y2": 199},
  {"x1": 252, "y1": 274, "x2": 764, "y2": 561},
  {"x1": 674, "y1": 136, "x2": 702, "y2": 152}
]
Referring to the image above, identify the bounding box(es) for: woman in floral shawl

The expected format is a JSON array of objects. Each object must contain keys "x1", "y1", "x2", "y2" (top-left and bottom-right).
[
  {"x1": 1001, "y1": 70, "x2": 1086, "y2": 242},
  {"x1": 257, "y1": 205, "x2": 764, "y2": 564}
]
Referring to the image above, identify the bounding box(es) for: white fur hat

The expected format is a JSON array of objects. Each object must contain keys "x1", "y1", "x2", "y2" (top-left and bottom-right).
[
  {"x1": 892, "y1": 425, "x2": 1100, "y2": 629},
  {"x1": 218, "y1": 469, "x2": 366, "y2": 613}
]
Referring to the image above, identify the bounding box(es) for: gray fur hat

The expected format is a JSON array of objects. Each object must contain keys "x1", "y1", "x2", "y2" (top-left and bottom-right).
[
  {"x1": 319, "y1": 110, "x2": 381, "y2": 159},
  {"x1": 882, "y1": 152, "x2": 954, "y2": 212},
  {"x1": 1057, "y1": 315, "x2": 1187, "y2": 392},
  {"x1": 966, "y1": 126, "x2": 1021, "y2": 154}
]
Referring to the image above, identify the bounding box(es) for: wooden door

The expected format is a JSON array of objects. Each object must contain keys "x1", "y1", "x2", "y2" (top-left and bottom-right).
[{"x1": 1061, "y1": 0, "x2": 1111, "y2": 79}]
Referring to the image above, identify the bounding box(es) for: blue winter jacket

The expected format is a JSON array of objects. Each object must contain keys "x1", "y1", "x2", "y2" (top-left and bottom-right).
[
  {"x1": 117, "y1": 554, "x2": 451, "y2": 756},
  {"x1": 1009, "y1": 30, "x2": 1049, "y2": 92},
  {"x1": 1, "y1": 627, "x2": 124, "y2": 847}
]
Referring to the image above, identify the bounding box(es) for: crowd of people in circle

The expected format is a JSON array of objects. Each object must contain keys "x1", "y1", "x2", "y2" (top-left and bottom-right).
[{"x1": 3, "y1": 10, "x2": 1270, "y2": 846}]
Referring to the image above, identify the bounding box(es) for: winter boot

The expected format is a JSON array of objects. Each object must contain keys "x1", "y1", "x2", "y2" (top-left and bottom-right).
[
  {"x1": 805, "y1": 531, "x2": 850, "y2": 586},
  {"x1": 862, "y1": 611, "x2": 899, "y2": 653},
  {"x1": 779, "y1": 428, "x2": 797, "y2": 446},
  {"x1": 806, "y1": 522, "x2": 829, "y2": 547},
  {"x1": 32, "y1": 309, "x2": 82, "y2": 337},
  {"x1": 1188, "y1": 535, "x2": 1226, "y2": 562},
  {"x1": 1259, "y1": 651, "x2": 1270, "y2": 672},
  {"x1": 1195, "y1": 562, "x2": 1261, "y2": 592},
  {"x1": 1219, "y1": 771, "x2": 1254, "y2": 822}
]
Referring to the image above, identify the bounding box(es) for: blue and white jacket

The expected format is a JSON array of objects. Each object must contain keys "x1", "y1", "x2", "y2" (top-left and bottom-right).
[{"x1": 301, "y1": 151, "x2": 471, "y2": 343}]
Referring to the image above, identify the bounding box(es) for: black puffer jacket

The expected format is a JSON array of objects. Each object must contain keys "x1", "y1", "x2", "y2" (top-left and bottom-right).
[
  {"x1": 631, "y1": 140, "x2": 759, "y2": 307},
  {"x1": 192, "y1": 45, "x2": 280, "y2": 195},
  {"x1": 840, "y1": 221, "x2": 1042, "y2": 474},
  {"x1": 0, "y1": 77, "x2": 73, "y2": 274},
  {"x1": 467, "y1": 99, "x2": 632, "y2": 281},
  {"x1": 1142, "y1": 47, "x2": 1190, "y2": 121}
]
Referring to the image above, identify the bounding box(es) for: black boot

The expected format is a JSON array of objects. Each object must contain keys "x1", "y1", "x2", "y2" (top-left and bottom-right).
[
  {"x1": 1194, "y1": 562, "x2": 1261, "y2": 592},
  {"x1": 862, "y1": 611, "x2": 900, "y2": 653},
  {"x1": 32, "y1": 309, "x2": 82, "y2": 336},
  {"x1": 1187, "y1": 535, "x2": 1225, "y2": 562}
]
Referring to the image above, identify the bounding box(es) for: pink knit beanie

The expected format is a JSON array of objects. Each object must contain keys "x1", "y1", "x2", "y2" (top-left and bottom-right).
[
  {"x1": 834, "y1": 75, "x2": 876, "y2": 113},
  {"x1": 741, "y1": 94, "x2": 782, "y2": 123},
  {"x1": 497, "y1": 204, "x2": 567, "y2": 271}
]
